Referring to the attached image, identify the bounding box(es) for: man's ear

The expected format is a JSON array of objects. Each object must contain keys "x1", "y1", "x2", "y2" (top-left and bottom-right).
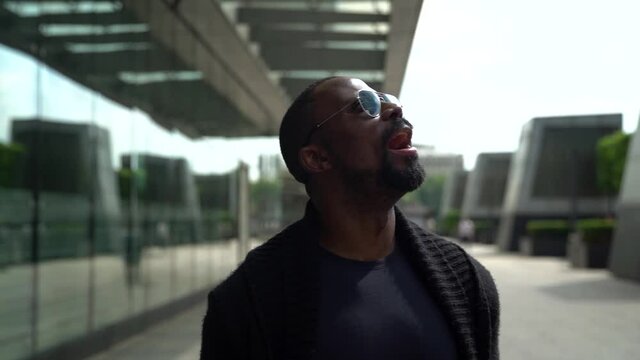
[{"x1": 299, "y1": 144, "x2": 332, "y2": 175}]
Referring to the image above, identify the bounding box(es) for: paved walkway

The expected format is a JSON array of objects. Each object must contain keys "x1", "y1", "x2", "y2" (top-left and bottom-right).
[
  {"x1": 87, "y1": 244, "x2": 640, "y2": 359},
  {"x1": 87, "y1": 302, "x2": 205, "y2": 360},
  {"x1": 465, "y1": 244, "x2": 640, "y2": 359}
]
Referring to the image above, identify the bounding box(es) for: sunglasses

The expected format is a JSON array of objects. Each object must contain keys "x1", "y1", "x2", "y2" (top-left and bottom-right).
[{"x1": 304, "y1": 89, "x2": 402, "y2": 144}]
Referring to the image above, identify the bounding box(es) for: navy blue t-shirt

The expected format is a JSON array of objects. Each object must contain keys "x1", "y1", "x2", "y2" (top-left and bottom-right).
[{"x1": 313, "y1": 242, "x2": 458, "y2": 360}]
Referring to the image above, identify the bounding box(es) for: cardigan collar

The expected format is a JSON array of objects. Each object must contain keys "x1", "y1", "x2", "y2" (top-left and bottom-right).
[{"x1": 394, "y1": 208, "x2": 478, "y2": 360}]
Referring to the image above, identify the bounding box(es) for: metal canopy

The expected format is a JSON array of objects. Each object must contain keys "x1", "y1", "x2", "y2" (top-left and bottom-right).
[
  {"x1": 14, "y1": 11, "x2": 139, "y2": 25},
  {"x1": 0, "y1": 0, "x2": 287, "y2": 138},
  {"x1": 237, "y1": 8, "x2": 389, "y2": 24},
  {"x1": 261, "y1": 47, "x2": 385, "y2": 71},
  {"x1": 230, "y1": 0, "x2": 423, "y2": 99},
  {"x1": 249, "y1": 27, "x2": 386, "y2": 44},
  {"x1": 0, "y1": 0, "x2": 423, "y2": 138}
]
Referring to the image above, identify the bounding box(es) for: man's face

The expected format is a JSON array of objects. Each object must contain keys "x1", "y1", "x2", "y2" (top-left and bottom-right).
[{"x1": 310, "y1": 77, "x2": 425, "y2": 193}]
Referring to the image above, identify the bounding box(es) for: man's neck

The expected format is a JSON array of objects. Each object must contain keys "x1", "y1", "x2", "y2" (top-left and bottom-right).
[{"x1": 314, "y1": 197, "x2": 398, "y2": 262}]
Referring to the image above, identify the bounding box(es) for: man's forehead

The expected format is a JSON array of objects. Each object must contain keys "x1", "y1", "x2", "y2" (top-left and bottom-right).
[{"x1": 314, "y1": 77, "x2": 373, "y2": 101}]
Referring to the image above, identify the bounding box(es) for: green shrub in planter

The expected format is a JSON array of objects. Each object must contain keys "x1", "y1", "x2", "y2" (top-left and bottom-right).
[
  {"x1": 522, "y1": 219, "x2": 570, "y2": 256},
  {"x1": 576, "y1": 218, "x2": 615, "y2": 241},
  {"x1": 474, "y1": 219, "x2": 496, "y2": 244},
  {"x1": 576, "y1": 218, "x2": 615, "y2": 231},
  {"x1": 569, "y1": 218, "x2": 615, "y2": 268},
  {"x1": 474, "y1": 220, "x2": 492, "y2": 231},
  {"x1": 441, "y1": 210, "x2": 461, "y2": 235},
  {"x1": 526, "y1": 219, "x2": 570, "y2": 235}
]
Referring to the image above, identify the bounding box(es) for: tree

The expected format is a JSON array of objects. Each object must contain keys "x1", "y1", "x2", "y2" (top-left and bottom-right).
[
  {"x1": 596, "y1": 131, "x2": 631, "y2": 216},
  {"x1": 596, "y1": 131, "x2": 631, "y2": 194},
  {"x1": 441, "y1": 209, "x2": 461, "y2": 236},
  {"x1": 116, "y1": 168, "x2": 147, "y2": 200},
  {"x1": 0, "y1": 142, "x2": 26, "y2": 188}
]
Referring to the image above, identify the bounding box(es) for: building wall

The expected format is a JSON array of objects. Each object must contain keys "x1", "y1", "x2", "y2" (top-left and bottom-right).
[
  {"x1": 440, "y1": 170, "x2": 468, "y2": 216},
  {"x1": 462, "y1": 152, "x2": 512, "y2": 219},
  {"x1": 496, "y1": 114, "x2": 622, "y2": 251},
  {"x1": 609, "y1": 119, "x2": 640, "y2": 281}
]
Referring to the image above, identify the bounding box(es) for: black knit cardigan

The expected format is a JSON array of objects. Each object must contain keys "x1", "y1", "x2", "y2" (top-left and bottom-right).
[{"x1": 201, "y1": 204, "x2": 500, "y2": 360}]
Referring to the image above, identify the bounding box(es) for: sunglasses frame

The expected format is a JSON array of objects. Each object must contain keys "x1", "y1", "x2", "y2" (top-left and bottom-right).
[{"x1": 303, "y1": 89, "x2": 401, "y2": 145}]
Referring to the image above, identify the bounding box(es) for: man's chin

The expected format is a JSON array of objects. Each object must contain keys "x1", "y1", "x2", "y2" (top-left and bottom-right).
[{"x1": 381, "y1": 160, "x2": 425, "y2": 193}]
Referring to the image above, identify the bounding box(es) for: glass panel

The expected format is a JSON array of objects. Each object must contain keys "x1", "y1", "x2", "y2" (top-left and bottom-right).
[
  {"x1": 91, "y1": 95, "x2": 132, "y2": 329},
  {"x1": 0, "y1": 1, "x2": 244, "y2": 358},
  {"x1": 135, "y1": 153, "x2": 175, "y2": 309},
  {"x1": 0, "y1": 44, "x2": 38, "y2": 360},
  {"x1": 33, "y1": 61, "x2": 93, "y2": 354}
]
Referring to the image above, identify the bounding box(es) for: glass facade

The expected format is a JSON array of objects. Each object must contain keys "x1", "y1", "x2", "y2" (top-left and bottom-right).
[{"x1": 0, "y1": 3, "x2": 244, "y2": 359}]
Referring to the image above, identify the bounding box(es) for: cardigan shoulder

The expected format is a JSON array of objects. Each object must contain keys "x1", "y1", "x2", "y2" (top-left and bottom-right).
[
  {"x1": 405, "y1": 219, "x2": 499, "y2": 316},
  {"x1": 402, "y1": 218, "x2": 475, "y2": 278},
  {"x1": 242, "y1": 218, "x2": 309, "y2": 273},
  {"x1": 201, "y1": 221, "x2": 305, "y2": 360},
  {"x1": 205, "y1": 218, "x2": 308, "y2": 323},
  {"x1": 400, "y1": 216, "x2": 500, "y2": 360}
]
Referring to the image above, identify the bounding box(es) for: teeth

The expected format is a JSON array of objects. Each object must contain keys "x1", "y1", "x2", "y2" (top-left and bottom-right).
[{"x1": 387, "y1": 129, "x2": 413, "y2": 150}]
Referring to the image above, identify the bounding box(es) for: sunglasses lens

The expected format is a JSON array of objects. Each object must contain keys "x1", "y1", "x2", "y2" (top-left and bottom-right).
[
  {"x1": 381, "y1": 93, "x2": 401, "y2": 106},
  {"x1": 358, "y1": 90, "x2": 381, "y2": 117}
]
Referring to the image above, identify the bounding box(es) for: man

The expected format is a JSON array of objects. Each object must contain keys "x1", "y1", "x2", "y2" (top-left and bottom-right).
[{"x1": 201, "y1": 77, "x2": 499, "y2": 360}]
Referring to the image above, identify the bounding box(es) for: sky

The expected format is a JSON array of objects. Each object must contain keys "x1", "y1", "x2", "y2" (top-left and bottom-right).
[
  {"x1": 1, "y1": 0, "x2": 639, "y2": 177},
  {"x1": 402, "y1": 0, "x2": 639, "y2": 168}
]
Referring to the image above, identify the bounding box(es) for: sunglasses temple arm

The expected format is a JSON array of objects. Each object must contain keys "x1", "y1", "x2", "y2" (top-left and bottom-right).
[{"x1": 315, "y1": 101, "x2": 355, "y2": 129}]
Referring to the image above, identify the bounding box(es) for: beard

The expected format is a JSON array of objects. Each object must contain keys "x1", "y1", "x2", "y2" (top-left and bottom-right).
[
  {"x1": 379, "y1": 118, "x2": 425, "y2": 192},
  {"x1": 380, "y1": 150, "x2": 425, "y2": 192},
  {"x1": 337, "y1": 118, "x2": 426, "y2": 194}
]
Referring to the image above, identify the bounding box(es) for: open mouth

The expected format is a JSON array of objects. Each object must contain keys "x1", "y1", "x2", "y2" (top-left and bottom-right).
[{"x1": 386, "y1": 128, "x2": 413, "y2": 150}]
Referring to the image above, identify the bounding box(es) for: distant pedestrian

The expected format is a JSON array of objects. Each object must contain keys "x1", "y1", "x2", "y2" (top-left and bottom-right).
[
  {"x1": 458, "y1": 218, "x2": 476, "y2": 244},
  {"x1": 426, "y1": 217, "x2": 438, "y2": 233}
]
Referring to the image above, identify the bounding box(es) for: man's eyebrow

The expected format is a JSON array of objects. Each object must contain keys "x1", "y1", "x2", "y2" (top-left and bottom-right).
[{"x1": 348, "y1": 99, "x2": 361, "y2": 111}]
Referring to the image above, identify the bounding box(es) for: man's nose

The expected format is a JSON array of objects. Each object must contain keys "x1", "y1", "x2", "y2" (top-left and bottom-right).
[{"x1": 380, "y1": 103, "x2": 403, "y2": 121}]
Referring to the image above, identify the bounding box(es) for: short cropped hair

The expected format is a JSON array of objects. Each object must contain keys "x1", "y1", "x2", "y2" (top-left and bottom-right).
[{"x1": 279, "y1": 77, "x2": 337, "y2": 183}]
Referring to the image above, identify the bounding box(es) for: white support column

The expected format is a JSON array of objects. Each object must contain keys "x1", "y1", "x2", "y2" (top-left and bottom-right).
[
  {"x1": 236, "y1": 162, "x2": 250, "y2": 263},
  {"x1": 383, "y1": 0, "x2": 424, "y2": 95}
]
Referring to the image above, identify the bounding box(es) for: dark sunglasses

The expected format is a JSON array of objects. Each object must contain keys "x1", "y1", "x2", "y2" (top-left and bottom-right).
[{"x1": 304, "y1": 89, "x2": 402, "y2": 144}]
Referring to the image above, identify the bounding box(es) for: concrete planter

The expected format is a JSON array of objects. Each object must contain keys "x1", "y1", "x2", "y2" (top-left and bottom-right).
[
  {"x1": 567, "y1": 230, "x2": 613, "y2": 268},
  {"x1": 476, "y1": 227, "x2": 497, "y2": 244},
  {"x1": 519, "y1": 232, "x2": 569, "y2": 256}
]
